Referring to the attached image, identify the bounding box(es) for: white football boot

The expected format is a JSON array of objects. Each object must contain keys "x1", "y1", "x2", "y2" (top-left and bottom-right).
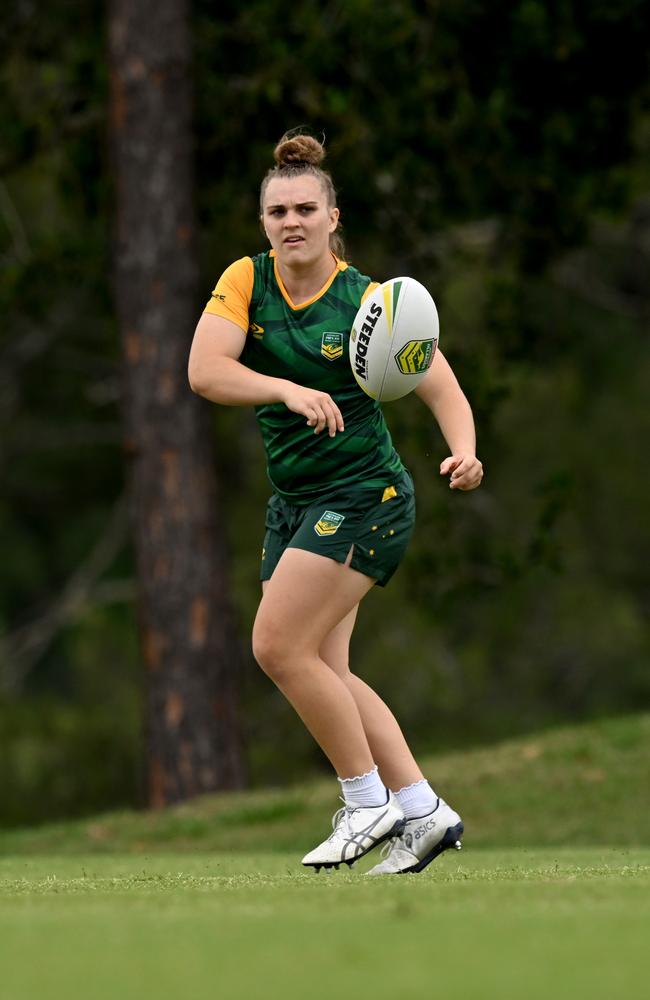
[
  {"x1": 302, "y1": 792, "x2": 406, "y2": 871},
  {"x1": 367, "y1": 797, "x2": 463, "y2": 875}
]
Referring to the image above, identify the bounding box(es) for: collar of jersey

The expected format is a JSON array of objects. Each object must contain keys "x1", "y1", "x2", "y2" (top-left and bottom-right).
[{"x1": 271, "y1": 250, "x2": 348, "y2": 310}]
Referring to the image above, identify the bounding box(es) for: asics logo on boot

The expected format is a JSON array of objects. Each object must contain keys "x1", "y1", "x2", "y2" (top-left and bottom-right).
[{"x1": 414, "y1": 817, "x2": 437, "y2": 840}]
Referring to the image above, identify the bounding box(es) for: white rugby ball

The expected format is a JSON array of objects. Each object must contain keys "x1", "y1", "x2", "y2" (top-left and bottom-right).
[{"x1": 349, "y1": 276, "x2": 439, "y2": 401}]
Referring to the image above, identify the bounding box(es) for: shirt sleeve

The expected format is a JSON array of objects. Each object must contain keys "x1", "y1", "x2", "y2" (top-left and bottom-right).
[
  {"x1": 203, "y1": 257, "x2": 254, "y2": 332},
  {"x1": 361, "y1": 281, "x2": 380, "y2": 304}
]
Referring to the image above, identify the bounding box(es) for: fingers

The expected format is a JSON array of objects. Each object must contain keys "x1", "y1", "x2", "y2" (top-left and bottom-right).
[
  {"x1": 440, "y1": 456, "x2": 462, "y2": 476},
  {"x1": 441, "y1": 454, "x2": 484, "y2": 491},
  {"x1": 305, "y1": 395, "x2": 344, "y2": 436},
  {"x1": 451, "y1": 473, "x2": 482, "y2": 490},
  {"x1": 449, "y1": 455, "x2": 473, "y2": 481},
  {"x1": 451, "y1": 461, "x2": 483, "y2": 490},
  {"x1": 305, "y1": 407, "x2": 322, "y2": 432}
]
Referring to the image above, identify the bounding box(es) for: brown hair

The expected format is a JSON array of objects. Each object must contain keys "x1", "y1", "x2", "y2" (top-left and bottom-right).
[{"x1": 260, "y1": 131, "x2": 345, "y2": 259}]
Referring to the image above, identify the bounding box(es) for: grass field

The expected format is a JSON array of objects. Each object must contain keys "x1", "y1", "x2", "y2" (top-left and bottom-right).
[{"x1": 2, "y1": 715, "x2": 649, "y2": 1000}]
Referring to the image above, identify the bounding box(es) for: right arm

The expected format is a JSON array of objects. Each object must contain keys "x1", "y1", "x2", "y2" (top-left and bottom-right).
[
  {"x1": 188, "y1": 313, "x2": 291, "y2": 405},
  {"x1": 187, "y1": 313, "x2": 344, "y2": 437}
]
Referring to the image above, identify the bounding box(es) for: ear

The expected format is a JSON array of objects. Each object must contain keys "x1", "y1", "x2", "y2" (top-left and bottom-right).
[{"x1": 329, "y1": 207, "x2": 340, "y2": 233}]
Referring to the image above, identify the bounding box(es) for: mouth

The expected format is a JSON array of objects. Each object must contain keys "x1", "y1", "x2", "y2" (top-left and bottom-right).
[{"x1": 284, "y1": 235, "x2": 305, "y2": 245}]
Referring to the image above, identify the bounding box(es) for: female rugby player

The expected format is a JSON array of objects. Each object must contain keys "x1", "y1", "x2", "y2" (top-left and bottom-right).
[{"x1": 188, "y1": 132, "x2": 483, "y2": 874}]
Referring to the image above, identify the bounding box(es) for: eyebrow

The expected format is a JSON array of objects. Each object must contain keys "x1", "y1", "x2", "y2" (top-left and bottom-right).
[{"x1": 266, "y1": 201, "x2": 319, "y2": 210}]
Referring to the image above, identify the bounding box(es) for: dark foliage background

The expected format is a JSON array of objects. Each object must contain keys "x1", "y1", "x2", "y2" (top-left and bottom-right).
[{"x1": 1, "y1": 0, "x2": 649, "y2": 823}]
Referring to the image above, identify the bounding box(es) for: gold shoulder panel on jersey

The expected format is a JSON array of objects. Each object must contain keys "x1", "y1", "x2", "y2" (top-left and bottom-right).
[
  {"x1": 361, "y1": 281, "x2": 380, "y2": 305},
  {"x1": 203, "y1": 256, "x2": 254, "y2": 332}
]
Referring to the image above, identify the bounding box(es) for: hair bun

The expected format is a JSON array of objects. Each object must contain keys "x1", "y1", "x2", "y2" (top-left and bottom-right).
[{"x1": 274, "y1": 133, "x2": 325, "y2": 169}]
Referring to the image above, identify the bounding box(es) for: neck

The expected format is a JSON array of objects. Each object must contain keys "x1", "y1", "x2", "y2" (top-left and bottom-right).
[{"x1": 276, "y1": 251, "x2": 337, "y2": 305}]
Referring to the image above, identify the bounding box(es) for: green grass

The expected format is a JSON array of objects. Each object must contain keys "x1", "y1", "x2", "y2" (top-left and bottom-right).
[
  {"x1": 2, "y1": 715, "x2": 649, "y2": 1000},
  {"x1": 2, "y1": 849, "x2": 649, "y2": 1000}
]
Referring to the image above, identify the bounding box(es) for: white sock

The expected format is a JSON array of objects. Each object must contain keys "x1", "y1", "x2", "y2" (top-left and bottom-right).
[
  {"x1": 338, "y1": 765, "x2": 388, "y2": 808},
  {"x1": 395, "y1": 779, "x2": 437, "y2": 820}
]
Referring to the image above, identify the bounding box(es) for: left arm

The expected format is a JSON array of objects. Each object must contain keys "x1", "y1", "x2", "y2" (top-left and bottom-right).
[{"x1": 414, "y1": 349, "x2": 484, "y2": 491}]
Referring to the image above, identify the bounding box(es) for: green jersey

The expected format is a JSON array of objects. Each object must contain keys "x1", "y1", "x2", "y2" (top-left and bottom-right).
[{"x1": 205, "y1": 251, "x2": 404, "y2": 504}]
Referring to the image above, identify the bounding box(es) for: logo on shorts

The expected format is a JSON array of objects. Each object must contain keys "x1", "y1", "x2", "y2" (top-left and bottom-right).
[
  {"x1": 321, "y1": 331, "x2": 344, "y2": 361},
  {"x1": 314, "y1": 510, "x2": 345, "y2": 536},
  {"x1": 394, "y1": 339, "x2": 436, "y2": 375}
]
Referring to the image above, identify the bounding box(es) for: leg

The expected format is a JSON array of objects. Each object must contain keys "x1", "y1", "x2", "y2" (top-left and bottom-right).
[
  {"x1": 320, "y1": 613, "x2": 465, "y2": 876},
  {"x1": 253, "y1": 547, "x2": 376, "y2": 778},
  {"x1": 319, "y1": 608, "x2": 424, "y2": 790}
]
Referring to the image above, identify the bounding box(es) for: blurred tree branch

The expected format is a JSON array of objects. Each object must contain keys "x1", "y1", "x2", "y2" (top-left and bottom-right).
[{"x1": 0, "y1": 493, "x2": 131, "y2": 695}]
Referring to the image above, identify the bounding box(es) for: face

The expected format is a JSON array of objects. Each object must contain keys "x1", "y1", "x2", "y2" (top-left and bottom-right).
[{"x1": 261, "y1": 175, "x2": 339, "y2": 268}]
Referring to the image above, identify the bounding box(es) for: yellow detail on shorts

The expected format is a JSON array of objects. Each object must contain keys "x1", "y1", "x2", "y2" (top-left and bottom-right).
[{"x1": 381, "y1": 486, "x2": 397, "y2": 502}]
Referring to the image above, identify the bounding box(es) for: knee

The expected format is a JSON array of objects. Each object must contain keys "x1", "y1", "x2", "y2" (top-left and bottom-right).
[
  {"x1": 321, "y1": 652, "x2": 353, "y2": 682},
  {"x1": 251, "y1": 620, "x2": 295, "y2": 683},
  {"x1": 338, "y1": 667, "x2": 356, "y2": 687}
]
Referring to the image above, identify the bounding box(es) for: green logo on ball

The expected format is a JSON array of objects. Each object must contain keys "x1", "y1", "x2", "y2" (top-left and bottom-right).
[{"x1": 394, "y1": 339, "x2": 436, "y2": 375}]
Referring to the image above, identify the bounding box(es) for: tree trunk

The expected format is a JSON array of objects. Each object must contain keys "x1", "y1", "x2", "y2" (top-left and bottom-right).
[{"x1": 108, "y1": 0, "x2": 246, "y2": 805}]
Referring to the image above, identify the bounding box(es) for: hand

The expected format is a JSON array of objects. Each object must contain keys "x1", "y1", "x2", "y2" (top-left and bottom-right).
[
  {"x1": 282, "y1": 384, "x2": 345, "y2": 437},
  {"x1": 440, "y1": 454, "x2": 484, "y2": 491}
]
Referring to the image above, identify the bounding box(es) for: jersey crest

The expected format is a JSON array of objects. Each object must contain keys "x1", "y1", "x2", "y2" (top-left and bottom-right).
[{"x1": 321, "y1": 331, "x2": 344, "y2": 361}]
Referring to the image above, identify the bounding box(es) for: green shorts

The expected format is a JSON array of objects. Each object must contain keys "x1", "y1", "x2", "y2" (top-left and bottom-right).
[{"x1": 260, "y1": 470, "x2": 416, "y2": 587}]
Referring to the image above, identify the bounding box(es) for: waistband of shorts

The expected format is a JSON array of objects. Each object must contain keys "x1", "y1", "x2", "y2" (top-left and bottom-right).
[{"x1": 271, "y1": 468, "x2": 414, "y2": 511}]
